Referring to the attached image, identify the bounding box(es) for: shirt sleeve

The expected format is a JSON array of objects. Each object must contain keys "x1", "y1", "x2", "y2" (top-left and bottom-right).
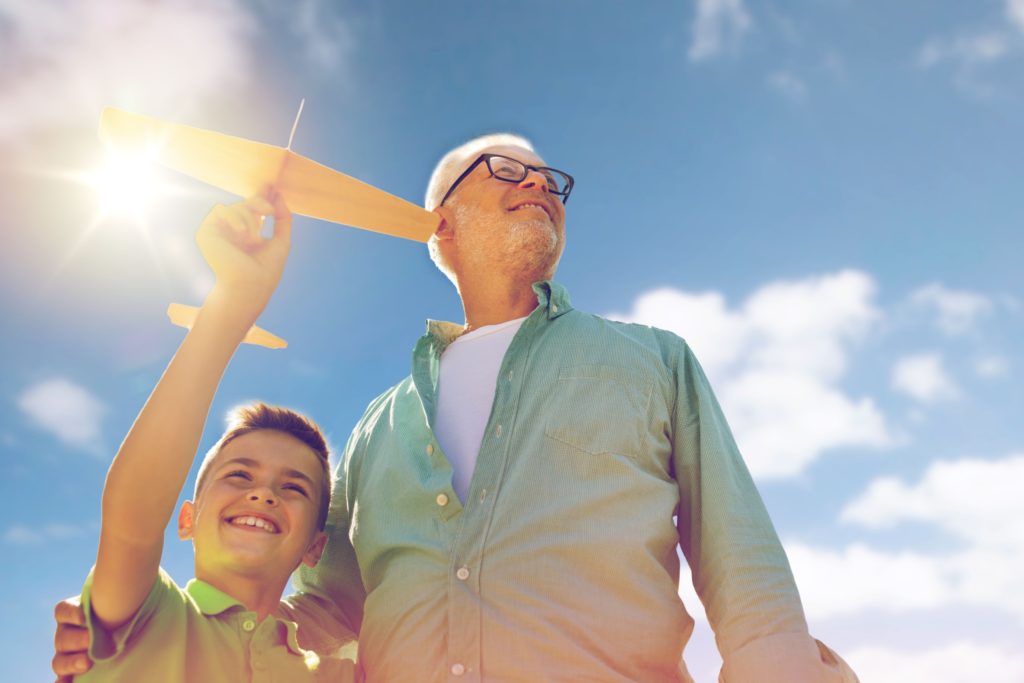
[
  {"x1": 286, "y1": 430, "x2": 366, "y2": 656},
  {"x1": 670, "y1": 341, "x2": 858, "y2": 683},
  {"x1": 80, "y1": 567, "x2": 172, "y2": 661}
]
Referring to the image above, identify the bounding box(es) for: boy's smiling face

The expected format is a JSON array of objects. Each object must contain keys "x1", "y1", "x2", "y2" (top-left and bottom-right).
[{"x1": 178, "y1": 429, "x2": 328, "y2": 586}]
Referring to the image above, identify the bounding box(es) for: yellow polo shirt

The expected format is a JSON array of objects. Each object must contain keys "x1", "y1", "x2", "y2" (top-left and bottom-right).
[{"x1": 78, "y1": 568, "x2": 355, "y2": 683}]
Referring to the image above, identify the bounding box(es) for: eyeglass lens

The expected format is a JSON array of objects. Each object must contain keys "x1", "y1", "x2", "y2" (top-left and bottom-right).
[{"x1": 486, "y1": 156, "x2": 569, "y2": 194}]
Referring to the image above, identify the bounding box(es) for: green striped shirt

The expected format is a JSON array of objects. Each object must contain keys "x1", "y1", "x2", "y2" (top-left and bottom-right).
[{"x1": 290, "y1": 281, "x2": 822, "y2": 682}]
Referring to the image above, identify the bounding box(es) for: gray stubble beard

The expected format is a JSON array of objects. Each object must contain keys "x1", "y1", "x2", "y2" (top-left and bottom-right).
[{"x1": 452, "y1": 202, "x2": 563, "y2": 283}]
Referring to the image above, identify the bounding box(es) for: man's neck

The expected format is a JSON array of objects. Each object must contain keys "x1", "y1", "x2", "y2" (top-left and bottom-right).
[{"x1": 457, "y1": 272, "x2": 544, "y2": 332}]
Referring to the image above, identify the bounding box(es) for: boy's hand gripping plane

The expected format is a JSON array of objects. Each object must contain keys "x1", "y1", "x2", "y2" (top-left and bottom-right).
[{"x1": 98, "y1": 104, "x2": 440, "y2": 348}]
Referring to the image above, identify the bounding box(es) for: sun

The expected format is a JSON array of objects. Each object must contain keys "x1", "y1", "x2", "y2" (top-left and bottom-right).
[{"x1": 88, "y1": 149, "x2": 161, "y2": 218}]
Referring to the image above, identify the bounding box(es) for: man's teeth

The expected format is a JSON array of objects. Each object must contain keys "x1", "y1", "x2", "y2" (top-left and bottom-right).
[
  {"x1": 229, "y1": 516, "x2": 278, "y2": 533},
  {"x1": 513, "y1": 203, "x2": 546, "y2": 213}
]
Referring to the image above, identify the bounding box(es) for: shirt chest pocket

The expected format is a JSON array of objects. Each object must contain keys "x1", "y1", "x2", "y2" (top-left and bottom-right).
[{"x1": 543, "y1": 365, "x2": 654, "y2": 459}]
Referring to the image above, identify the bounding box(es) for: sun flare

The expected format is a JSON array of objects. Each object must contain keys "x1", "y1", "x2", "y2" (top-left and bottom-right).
[{"x1": 89, "y1": 150, "x2": 160, "y2": 217}]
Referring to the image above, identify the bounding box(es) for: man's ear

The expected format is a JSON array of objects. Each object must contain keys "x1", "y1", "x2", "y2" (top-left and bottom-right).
[
  {"x1": 301, "y1": 532, "x2": 328, "y2": 568},
  {"x1": 432, "y1": 207, "x2": 455, "y2": 242},
  {"x1": 177, "y1": 501, "x2": 196, "y2": 541}
]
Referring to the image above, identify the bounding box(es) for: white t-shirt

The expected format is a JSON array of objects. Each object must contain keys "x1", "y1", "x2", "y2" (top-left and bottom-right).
[{"x1": 434, "y1": 316, "x2": 527, "y2": 501}]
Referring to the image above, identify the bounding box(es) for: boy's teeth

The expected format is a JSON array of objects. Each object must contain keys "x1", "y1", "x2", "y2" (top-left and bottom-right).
[{"x1": 230, "y1": 516, "x2": 278, "y2": 532}]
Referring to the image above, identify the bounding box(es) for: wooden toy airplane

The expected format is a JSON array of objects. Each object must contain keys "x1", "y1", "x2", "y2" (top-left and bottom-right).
[{"x1": 98, "y1": 102, "x2": 440, "y2": 349}]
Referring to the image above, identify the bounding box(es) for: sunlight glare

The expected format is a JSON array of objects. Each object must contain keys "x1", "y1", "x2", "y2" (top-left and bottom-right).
[{"x1": 89, "y1": 150, "x2": 159, "y2": 217}]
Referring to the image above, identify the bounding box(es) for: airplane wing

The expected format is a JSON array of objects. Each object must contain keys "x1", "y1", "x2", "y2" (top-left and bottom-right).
[
  {"x1": 167, "y1": 304, "x2": 287, "y2": 350},
  {"x1": 98, "y1": 107, "x2": 439, "y2": 242}
]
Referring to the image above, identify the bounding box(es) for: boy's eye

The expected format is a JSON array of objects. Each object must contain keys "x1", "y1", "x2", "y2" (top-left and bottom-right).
[
  {"x1": 283, "y1": 483, "x2": 309, "y2": 497},
  {"x1": 225, "y1": 470, "x2": 251, "y2": 481}
]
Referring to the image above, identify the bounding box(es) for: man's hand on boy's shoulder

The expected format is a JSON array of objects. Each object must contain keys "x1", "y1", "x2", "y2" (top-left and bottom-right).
[
  {"x1": 52, "y1": 596, "x2": 90, "y2": 682},
  {"x1": 197, "y1": 187, "x2": 293, "y2": 321}
]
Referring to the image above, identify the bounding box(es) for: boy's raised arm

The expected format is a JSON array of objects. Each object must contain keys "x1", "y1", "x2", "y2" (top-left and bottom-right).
[{"x1": 90, "y1": 189, "x2": 292, "y2": 630}]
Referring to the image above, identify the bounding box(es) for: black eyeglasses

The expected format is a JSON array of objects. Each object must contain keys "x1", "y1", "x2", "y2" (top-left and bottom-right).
[{"x1": 439, "y1": 154, "x2": 575, "y2": 207}]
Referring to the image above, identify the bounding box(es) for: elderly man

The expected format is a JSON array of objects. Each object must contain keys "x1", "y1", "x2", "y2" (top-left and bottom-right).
[{"x1": 55, "y1": 134, "x2": 856, "y2": 682}]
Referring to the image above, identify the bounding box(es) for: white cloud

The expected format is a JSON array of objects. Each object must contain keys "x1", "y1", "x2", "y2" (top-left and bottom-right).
[
  {"x1": 790, "y1": 541, "x2": 1024, "y2": 622},
  {"x1": 891, "y1": 352, "x2": 959, "y2": 403},
  {"x1": 284, "y1": 0, "x2": 356, "y2": 71},
  {"x1": 975, "y1": 354, "x2": 1010, "y2": 378},
  {"x1": 0, "y1": 0, "x2": 255, "y2": 147},
  {"x1": 0, "y1": 1, "x2": 359, "y2": 151},
  {"x1": 2, "y1": 526, "x2": 44, "y2": 545},
  {"x1": 17, "y1": 378, "x2": 108, "y2": 455},
  {"x1": 607, "y1": 270, "x2": 892, "y2": 479},
  {"x1": 842, "y1": 454, "x2": 1024, "y2": 548},
  {"x1": 689, "y1": 0, "x2": 753, "y2": 62},
  {"x1": 918, "y1": 31, "x2": 1012, "y2": 69},
  {"x1": 766, "y1": 70, "x2": 807, "y2": 100},
  {"x1": 846, "y1": 641, "x2": 1024, "y2": 683},
  {"x1": 801, "y1": 454, "x2": 1024, "y2": 622},
  {"x1": 1008, "y1": 0, "x2": 1024, "y2": 33},
  {"x1": 917, "y1": 3, "x2": 1024, "y2": 97},
  {"x1": 787, "y1": 542, "x2": 956, "y2": 619},
  {"x1": 910, "y1": 283, "x2": 994, "y2": 335},
  {"x1": 2, "y1": 522, "x2": 91, "y2": 545}
]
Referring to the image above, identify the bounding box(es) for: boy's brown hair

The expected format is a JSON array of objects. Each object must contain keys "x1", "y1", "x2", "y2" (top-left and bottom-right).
[{"x1": 194, "y1": 403, "x2": 333, "y2": 530}]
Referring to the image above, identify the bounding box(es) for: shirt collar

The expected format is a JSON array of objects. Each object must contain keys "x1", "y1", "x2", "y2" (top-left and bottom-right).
[
  {"x1": 531, "y1": 280, "x2": 573, "y2": 320},
  {"x1": 424, "y1": 279, "x2": 573, "y2": 343},
  {"x1": 185, "y1": 578, "x2": 243, "y2": 617},
  {"x1": 185, "y1": 579, "x2": 306, "y2": 656}
]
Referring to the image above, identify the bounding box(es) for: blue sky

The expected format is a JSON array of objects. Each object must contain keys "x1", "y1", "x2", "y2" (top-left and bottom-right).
[{"x1": 1, "y1": 1, "x2": 1022, "y2": 681}]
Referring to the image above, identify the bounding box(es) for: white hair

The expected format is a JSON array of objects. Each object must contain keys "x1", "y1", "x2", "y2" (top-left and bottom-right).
[
  {"x1": 424, "y1": 132, "x2": 536, "y2": 211},
  {"x1": 425, "y1": 133, "x2": 536, "y2": 284}
]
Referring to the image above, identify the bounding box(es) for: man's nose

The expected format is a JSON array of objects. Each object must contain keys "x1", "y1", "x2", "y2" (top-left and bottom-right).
[
  {"x1": 517, "y1": 169, "x2": 550, "y2": 193},
  {"x1": 247, "y1": 488, "x2": 278, "y2": 506}
]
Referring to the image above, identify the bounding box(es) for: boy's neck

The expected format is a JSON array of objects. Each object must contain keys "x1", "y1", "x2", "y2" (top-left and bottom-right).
[{"x1": 195, "y1": 567, "x2": 288, "y2": 622}]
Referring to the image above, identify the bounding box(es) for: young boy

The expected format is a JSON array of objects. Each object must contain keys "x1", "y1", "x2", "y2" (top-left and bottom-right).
[{"x1": 75, "y1": 189, "x2": 353, "y2": 681}]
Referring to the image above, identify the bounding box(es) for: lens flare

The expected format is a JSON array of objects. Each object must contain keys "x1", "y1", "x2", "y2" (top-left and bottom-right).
[{"x1": 89, "y1": 150, "x2": 159, "y2": 217}]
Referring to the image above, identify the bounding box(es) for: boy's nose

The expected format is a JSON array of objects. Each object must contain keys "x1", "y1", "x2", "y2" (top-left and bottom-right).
[{"x1": 247, "y1": 488, "x2": 277, "y2": 506}]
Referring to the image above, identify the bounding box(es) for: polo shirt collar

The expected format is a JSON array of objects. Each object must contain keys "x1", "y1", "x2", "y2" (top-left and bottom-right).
[
  {"x1": 185, "y1": 578, "x2": 241, "y2": 616},
  {"x1": 184, "y1": 579, "x2": 306, "y2": 656}
]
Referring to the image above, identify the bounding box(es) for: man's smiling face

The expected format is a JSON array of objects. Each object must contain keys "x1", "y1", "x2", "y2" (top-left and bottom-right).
[
  {"x1": 180, "y1": 429, "x2": 327, "y2": 583},
  {"x1": 443, "y1": 144, "x2": 567, "y2": 282}
]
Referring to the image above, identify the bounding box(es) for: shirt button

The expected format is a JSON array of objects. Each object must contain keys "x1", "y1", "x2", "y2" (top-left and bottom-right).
[
  {"x1": 242, "y1": 619, "x2": 256, "y2": 632},
  {"x1": 426, "y1": 443, "x2": 434, "y2": 456},
  {"x1": 436, "y1": 493, "x2": 449, "y2": 507},
  {"x1": 551, "y1": 304, "x2": 558, "y2": 313},
  {"x1": 507, "y1": 369, "x2": 514, "y2": 382},
  {"x1": 252, "y1": 659, "x2": 266, "y2": 671},
  {"x1": 495, "y1": 424, "x2": 502, "y2": 437},
  {"x1": 456, "y1": 566, "x2": 470, "y2": 581},
  {"x1": 451, "y1": 663, "x2": 466, "y2": 676}
]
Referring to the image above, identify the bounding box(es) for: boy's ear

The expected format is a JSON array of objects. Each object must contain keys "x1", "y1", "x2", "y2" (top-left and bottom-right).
[
  {"x1": 177, "y1": 501, "x2": 196, "y2": 541},
  {"x1": 301, "y1": 531, "x2": 328, "y2": 568}
]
